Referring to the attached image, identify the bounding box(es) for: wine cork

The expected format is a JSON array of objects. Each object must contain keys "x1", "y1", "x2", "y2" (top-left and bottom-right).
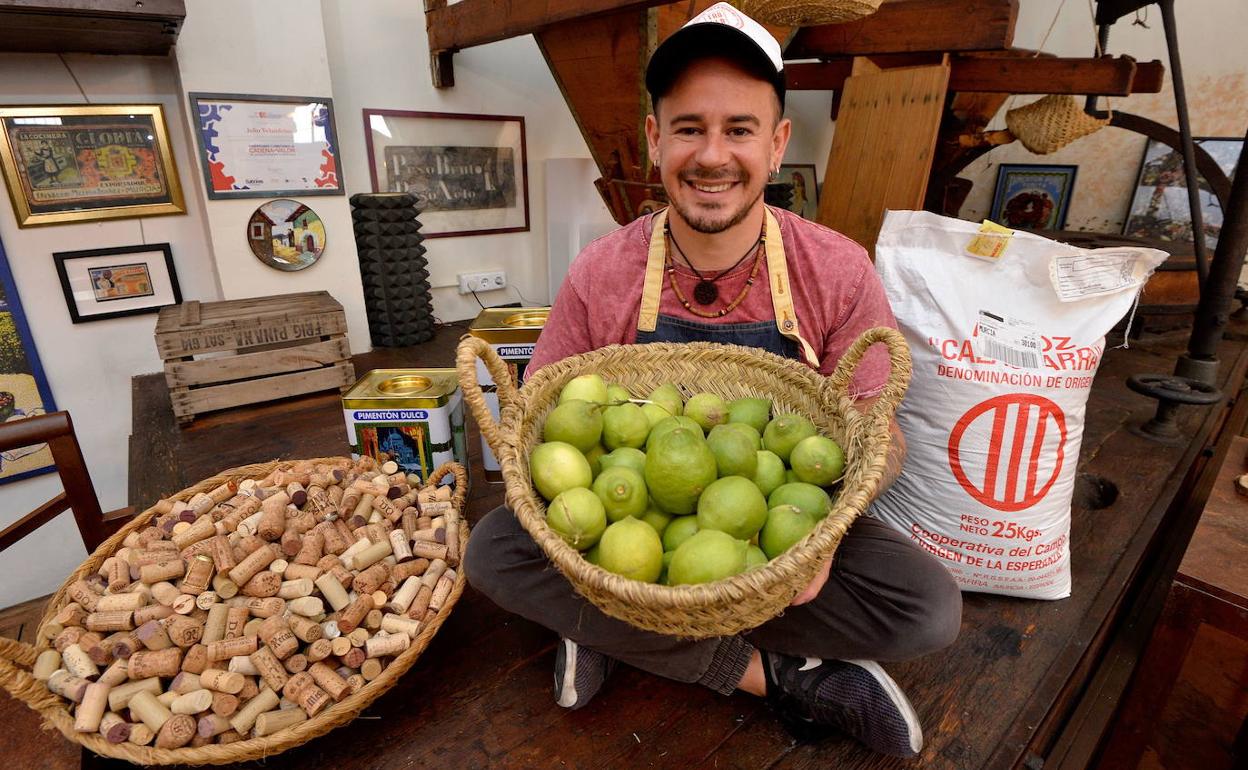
[
  {"x1": 207, "y1": 635, "x2": 258, "y2": 662},
  {"x1": 179, "y1": 554, "x2": 215, "y2": 595},
  {"x1": 69, "y1": 579, "x2": 102, "y2": 612},
  {"x1": 304, "y1": 639, "x2": 333, "y2": 664},
  {"x1": 411, "y1": 540, "x2": 449, "y2": 561},
  {"x1": 307, "y1": 661, "x2": 351, "y2": 701},
  {"x1": 47, "y1": 669, "x2": 90, "y2": 702},
  {"x1": 134, "y1": 603, "x2": 173, "y2": 626},
  {"x1": 321, "y1": 620, "x2": 341, "y2": 640},
  {"x1": 283, "y1": 481, "x2": 308, "y2": 508},
  {"x1": 99, "y1": 711, "x2": 131, "y2": 743},
  {"x1": 208, "y1": 535, "x2": 239, "y2": 573},
  {"x1": 62, "y1": 643, "x2": 100, "y2": 680},
  {"x1": 429, "y1": 569, "x2": 457, "y2": 614},
  {"x1": 384, "y1": 577, "x2": 420, "y2": 614},
  {"x1": 137, "y1": 620, "x2": 173, "y2": 652},
  {"x1": 293, "y1": 530, "x2": 323, "y2": 567},
  {"x1": 217, "y1": 729, "x2": 243, "y2": 744},
  {"x1": 128, "y1": 647, "x2": 182, "y2": 679},
  {"x1": 256, "y1": 492, "x2": 290, "y2": 541},
  {"x1": 200, "y1": 667, "x2": 245, "y2": 694},
  {"x1": 172, "y1": 594, "x2": 197, "y2": 615},
  {"x1": 280, "y1": 529, "x2": 302, "y2": 557},
  {"x1": 388, "y1": 528, "x2": 413, "y2": 563},
  {"x1": 195, "y1": 592, "x2": 218, "y2": 611},
  {"x1": 187, "y1": 492, "x2": 214, "y2": 517},
  {"x1": 229, "y1": 543, "x2": 279, "y2": 587},
  {"x1": 352, "y1": 562, "x2": 389, "y2": 597},
  {"x1": 224, "y1": 606, "x2": 249, "y2": 640},
  {"x1": 170, "y1": 688, "x2": 214, "y2": 715},
  {"x1": 53, "y1": 626, "x2": 84, "y2": 653},
  {"x1": 80, "y1": 631, "x2": 111, "y2": 667},
  {"x1": 96, "y1": 593, "x2": 146, "y2": 613},
  {"x1": 337, "y1": 594, "x2": 375, "y2": 634},
  {"x1": 203, "y1": 603, "x2": 229, "y2": 645},
  {"x1": 445, "y1": 517, "x2": 461, "y2": 566},
  {"x1": 360, "y1": 658, "x2": 383, "y2": 681},
  {"x1": 270, "y1": 558, "x2": 289, "y2": 575},
  {"x1": 150, "y1": 581, "x2": 182, "y2": 607},
  {"x1": 211, "y1": 691, "x2": 239, "y2": 717},
  {"x1": 211, "y1": 574, "x2": 239, "y2": 600},
  {"x1": 345, "y1": 673, "x2": 365, "y2": 694},
  {"x1": 243, "y1": 617, "x2": 264, "y2": 638},
  {"x1": 198, "y1": 712, "x2": 232, "y2": 738},
  {"x1": 392, "y1": 558, "x2": 430, "y2": 583},
  {"x1": 129, "y1": 689, "x2": 173, "y2": 731},
  {"x1": 128, "y1": 722, "x2": 155, "y2": 746},
  {"x1": 167, "y1": 616, "x2": 203, "y2": 647},
  {"x1": 250, "y1": 645, "x2": 289, "y2": 691},
  {"x1": 157, "y1": 688, "x2": 179, "y2": 707},
  {"x1": 338, "y1": 537, "x2": 371, "y2": 568},
  {"x1": 170, "y1": 671, "x2": 201, "y2": 694},
  {"x1": 320, "y1": 521, "x2": 349, "y2": 555},
  {"x1": 238, "y1": 597, "x2": 285, "y2": 618},
  {"x1": 155, "y1": 713, "x2": 196, "y2": 748},
  {"x1": 33, "y1": 649, "x2": 62, "y2": 681},
  {"x1": 341, "y1": 647, "x2": 366, "y2": 669},
  {"x1": 140, "y1": 559, "x2": 185, "y2": 585},
  {"x1": 99, "y1": 658, "x2": 129, "y2": 687},
  {"x1": 282, "y1": 563, "x2": 321, "y2": 583},
  {"x1": 52, "y1": 602, "x2": 88, "y2": 629},
  {"x1": 282, "y1": 672, "x2": 331, "y2": 717},
  {"x1": 254, "y1": 705, "x2": 308, "y2": 737},
  {"x1": 105, "y1": 557, "x2": 132, "y2": 593},
  {"x1": 240, "y1": 570, "x2": 282, "y2": 598},
  {"x1": 282, "y1": 653, "x2": 308, "y2": 674},
  {"x1": 258, "y1": 615, "x2": 298, "y2": 659},
  {"x1": 237, "y1": 676, "x2": 260, "y2": 701},
  {"x1": 172, "y1": 515, "x2": 216, "y2": 550},
  {"x1": 287, "y1": 596, "x2": 325, "y2": 618},
  {"x1": 315, "y1": 573, "x2": 350, "y2": 611},
  {"x1": 381, "y1": 614, "x2": 421, "y2": 638},
  {"x1": 330, "y1": 637, "x2": 352, "y2": 658},
  {"x1": 228, "y1": 655, "x2": 260, "y2": 676},
  {"x1": 365, "y1": 632, "x2": 409, "y2": 658},
  {"x1": 181, "y1": 643, "x2": 209, "y2": 674},
  {"x1": 284, "y1": 613, "x2": 323, "y2": 645},
  {"x1": 107, "y1": 677, "x2": 161, "y2": 711},
  {"x1": 229, "y1": 687, "x2": 279, "y2": 734},
  {"x1": 277, "y1": 577, "x2": 314, "y2": 600},
  {"x1": 406, "y1": 586, "x2": 433, "y2": 621}
]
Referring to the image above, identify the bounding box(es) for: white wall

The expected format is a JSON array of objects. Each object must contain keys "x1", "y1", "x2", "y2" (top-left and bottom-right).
[
  {"x1": 0, "y1": 53, "x2": 221, "y2": 606},
  {"x1": 320, "y1": 0, "x2": 593, "y2": 318}
]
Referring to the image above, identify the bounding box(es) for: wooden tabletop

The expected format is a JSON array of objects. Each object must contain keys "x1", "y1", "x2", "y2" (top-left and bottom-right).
[{"x1": 1180, "y1": 435, "x2": 1248, "y2": 608}]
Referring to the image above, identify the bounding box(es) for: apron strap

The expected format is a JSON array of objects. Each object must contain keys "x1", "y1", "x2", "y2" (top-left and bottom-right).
[
  {"x1": 638, "y1": 209, "x2": 669, "y2": 333},
  {"x1": 764, "y1": 208, "x2": 821, "y2": 369}
]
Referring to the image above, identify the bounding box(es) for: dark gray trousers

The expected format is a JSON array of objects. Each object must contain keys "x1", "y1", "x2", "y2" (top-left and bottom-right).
[{"x1": 464, "y1": 506, "x2": 961, "y2": 693}]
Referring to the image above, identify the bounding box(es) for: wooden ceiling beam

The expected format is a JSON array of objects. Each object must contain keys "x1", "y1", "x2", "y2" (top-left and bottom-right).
[
  {"x1": 427, "y1": 0, "x2": 668, "y2": 54},
  {"x1": 785, "y1": 0, "x2": 1018, "y2": 58},
  {"x1": 785, "y1": 54, "x2": 1165, "y2": 96}
]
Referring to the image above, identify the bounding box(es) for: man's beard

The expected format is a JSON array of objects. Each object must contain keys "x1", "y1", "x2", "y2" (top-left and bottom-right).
[{"x1": 669, "y1": 175, "x2": 764, "y2": 234}]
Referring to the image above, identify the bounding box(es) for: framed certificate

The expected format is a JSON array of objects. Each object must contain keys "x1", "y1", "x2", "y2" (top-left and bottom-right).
[
  {"x1": 0, "y1": 104, "x2": 186, "y2": 227},
  {"x1": 189, "y1": 93, "x2": 344, "y2": 199}
]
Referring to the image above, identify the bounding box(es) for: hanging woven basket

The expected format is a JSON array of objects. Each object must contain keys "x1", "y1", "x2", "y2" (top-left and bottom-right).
[
  {"x1": 731, "y1": 0, "x2": 882, "y2": 26},
  {"x1": 1005, "y1": 94, "x2": 1110, "y2": 155}
]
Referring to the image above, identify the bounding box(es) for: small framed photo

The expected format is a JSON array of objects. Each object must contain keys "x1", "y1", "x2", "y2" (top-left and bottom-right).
[
  {"x1": 0, "y1": 104, "x2": 186, "y2": 228},
  {"x1": 1123, "y1": 136, "x2": 1241, "y2": 248},
  {"x1": 989, "y1": 163, "x2": 1078, "y2": 231},
  {"x1": 363, "y1": 109, "x2": 529, "y2": 238},
  {"x1": 189, "y1": 93, "x2": 344, "y2": 199},
  {"x1": 778, "y1": 163, "x2": 819, "y2": 219},
  {"x1": 53, "y1": 243, "x2": 181, "y2": 323}
]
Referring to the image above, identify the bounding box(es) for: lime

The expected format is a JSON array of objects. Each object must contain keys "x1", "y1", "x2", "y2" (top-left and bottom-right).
[
  {"x1": 695, "y1": 476, "x2": 768, "y2": 541},
  {"x1": 584, "y1": 444, "x2": 607, "y2": 479},
  {"x1": 710, "y1": 422, "x2": 761, "y2": 449},
  {"x1": 646, "y1": 383, "x2": 684, "y2": 417},
  {"x1": 768, "y1": 482, "x2": 832, "y2": 519},
  {"x1": 592, "y1": 466, "x2": 648, "y2": 522},
  {"x1": 752, "y1": 450, "x2": 786, "y2": 497},
  {"x1": 685, "y1": 392, "x2": 728, "y2": 433},
  {"x1": 530, "y1": 442, "x2": 593, "y2": 501},
  {"x1": 644, "y1": 427, "x2": 717, "y2": 514},
  {"x1": 745, "y1": 545, "x2": 768, "y2": 568},
  {"x1": 640, "y1": 506, "x2": 673, "y2": 537},
  {"x1": 597, "y1": 517, "x2": 664, "y2": 583},
  {"x1": 728, "y1": 397, "x2": 772, "y2": 435},
  {"x1": 602, "y1": 403, "x2": 650, "y2": 450},
  {"x1": 706, "y1": 427, "x2": 758, "y2": 478},
  {"x1": 668, "y1": 529, "x2": 748, "y2": 585},
  {"x1": 546, "y1": 487, "x2": 607, "y2": 550},
  {"x1": 759, "y1": 504, "x2": 817, "y2": 559},
  {"x1": 606, "y1": 383, "x2": 632, "y2": 403},
  {"x1": 662, "y1": 515, "x2": 699, "y2": 552},
  {"x1": 584, "y1": 544, "x2": 601, "y2": 565},
  {"x1": 542, "y1": 400, "x2": 603, "y2": 452},
  {"x1": 785, "y1": 468, "x2": 800, "y2": 485},
  {"x1": 559, "y1": 373, "x2": 609, "y2": 405},
  {"x1": 646, "y1": 415, "x2": 702, "y2": 451},
  {"x1": 790, "y1": 435, "x2": 845, "y2": 487},
  {"x1": 641, "y1": 402, "x2": 673, "y2": 430},
  {"x1": 599, "y1": 447, "x2": 647, "y2": 476},
  {"x1": 762, "y1": 414, "x2": 818, "y2": 463}
]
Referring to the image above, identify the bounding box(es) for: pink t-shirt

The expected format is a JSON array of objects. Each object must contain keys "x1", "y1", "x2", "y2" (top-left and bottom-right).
[{"x1": 529, "y1": 206, "x2": 897, "y2": 397}]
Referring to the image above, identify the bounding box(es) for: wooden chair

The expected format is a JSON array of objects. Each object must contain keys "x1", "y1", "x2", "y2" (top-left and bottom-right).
[{"x1": 0, "y1": 411, "x2": 134, "y2": 555}]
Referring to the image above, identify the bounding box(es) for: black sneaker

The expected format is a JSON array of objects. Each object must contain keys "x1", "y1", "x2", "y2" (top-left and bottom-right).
[
  {"x1": 760, "y1": 652, "x2": 923, "y2": 758},
  {"x1": 553, "y1": 637, "x2": 615, "y2": 709}
]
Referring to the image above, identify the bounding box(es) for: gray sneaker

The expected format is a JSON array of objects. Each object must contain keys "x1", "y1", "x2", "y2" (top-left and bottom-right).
[
  {"x1": 760, "y1": 652, "x2": 923, "y2": 758},
  {"x1": 553, "y1": 637, "x2": 615, "y2": 709}
]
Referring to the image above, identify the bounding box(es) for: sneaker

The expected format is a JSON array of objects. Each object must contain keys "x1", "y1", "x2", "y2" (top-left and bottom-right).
[
  {"x1": 760, "y1": 652, "x2": 923, "y2": 758},
  {"x1": 553, "y1": 637, "x2": 615, "y2": 709}
]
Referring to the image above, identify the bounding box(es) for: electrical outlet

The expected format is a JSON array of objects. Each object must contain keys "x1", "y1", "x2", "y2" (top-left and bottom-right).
[{"x1": 458, "y1": 270, "x2": 507, "y2": 294}]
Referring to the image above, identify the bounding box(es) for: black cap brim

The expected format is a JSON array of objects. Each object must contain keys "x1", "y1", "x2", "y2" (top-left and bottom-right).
[{"x1": 645, "y1": 24, "x2": 785, "y2": 111}]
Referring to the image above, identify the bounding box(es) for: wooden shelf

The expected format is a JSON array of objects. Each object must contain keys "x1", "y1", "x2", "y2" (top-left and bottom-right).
[{"x1": 0, "y1": 0, "x2": 184, "y2": 56}]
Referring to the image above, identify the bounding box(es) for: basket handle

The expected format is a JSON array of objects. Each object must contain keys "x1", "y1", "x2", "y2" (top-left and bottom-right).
[
  {"x1": 0, "y1": 636, "x2": 62, "y2": 713},
  {"x1": 424, "y1": 461, "x2": 470, "y2": 511},
  {"x1": 826, "y1": 327, "x2": 912, "y2": 427},
  {"x1": 456, "y1": 335, "x2": 518, "y2": 455}
]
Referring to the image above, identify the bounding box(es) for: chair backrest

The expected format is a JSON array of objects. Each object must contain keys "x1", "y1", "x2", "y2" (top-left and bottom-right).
[{"x1": 0, "y1": 411, "x2": 130, "y2": 555}]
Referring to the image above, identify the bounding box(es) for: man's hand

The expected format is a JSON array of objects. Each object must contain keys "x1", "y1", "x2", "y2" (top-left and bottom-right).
[{"x1": 790, "y1": 556, "x2": 831, "y2": 606}]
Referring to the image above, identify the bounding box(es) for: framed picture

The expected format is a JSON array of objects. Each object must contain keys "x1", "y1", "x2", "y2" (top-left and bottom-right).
[
  {"x1": 189, "y1": 93, "x2": 344, "y2": 199},
  {"x1": 0, "y1": 104, "x2": 186, "y2": 228},
  {"x1": 363, "y1": 109, "x2": 529, "y2": 238},
  {"x1": 53, "y1": 243, "x2": 181, "y2": 323},
  {"x1": 989, "y1": 164, "x2": 1078, "y2": 231},
  {"x1": 1123, "y1": 137, "x2": 1241, "y2": 249},
  {"x1": 778, "y1": 163, "x2": 819, "y2": 219},
  {"x1": 246, "y1": 199, "x2": 326, "y2": 271},
  {"x1": 0, "y1": 234, "x2": 57, "y2": 485}
]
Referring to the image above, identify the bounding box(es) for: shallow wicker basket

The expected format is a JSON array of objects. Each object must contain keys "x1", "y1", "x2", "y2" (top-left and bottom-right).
[
  {"x1": 456, "y1": 328, "x2": 909, "y2": 639},
  {"x1": 0, "y1": 457, "x2": 469, "y2": 766}
]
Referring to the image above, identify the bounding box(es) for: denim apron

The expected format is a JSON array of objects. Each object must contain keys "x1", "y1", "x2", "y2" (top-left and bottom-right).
[{"x1": 635, "y1": 208, "x2": 820, "y2": 366}]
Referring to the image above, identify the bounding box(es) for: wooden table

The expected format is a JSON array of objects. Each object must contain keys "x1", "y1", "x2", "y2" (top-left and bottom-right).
[{"x1": 4, "y1": 321, "x2": 1248, "y2": 769}]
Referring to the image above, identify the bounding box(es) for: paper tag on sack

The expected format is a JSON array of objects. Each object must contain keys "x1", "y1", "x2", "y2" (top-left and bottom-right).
[
  {"x1": 973, "y1": 310, "x2": 1042, "y2": 369},
  {"x1": 965, "y1": 220, "x2": 1014, "y2": 262},
  {"x1": 1049, "y1": 248, "x2": 1167, "y2": 302}
]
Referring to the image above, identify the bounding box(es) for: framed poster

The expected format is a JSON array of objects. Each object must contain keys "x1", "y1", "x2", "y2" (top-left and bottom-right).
[
  {"x1": 53, "y1": 243, "x2": 181, "y2": 323},
  {"x1": 989, "y1": 164, "x2": 1078, "y2": 231},
  {"x1": 0, "y1": 104, "x2": 186, "y2": 228},
  {"x1": 0, "y1": 234, "x2": 57, "y2": 484},
  {"x1": 363, "y1": 109, "x2": 529, "y2": 238},
  {"x1": 189, "y1": 93, "x2": 344, "y2": 199},
  {"x1": 779, "y1": 163, "x2": 819, "y2": 219},
  {"x1": 1122, "y1": 137, "x2": 1241, "y2": 249},
  {"x1": 246, "y1": 199, "x2": 325, "y2": 271}
]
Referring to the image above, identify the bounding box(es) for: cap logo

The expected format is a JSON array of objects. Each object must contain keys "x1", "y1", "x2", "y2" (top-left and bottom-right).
[{"x1": 696, "y1": 3, "x2": 746, "y2": 28}]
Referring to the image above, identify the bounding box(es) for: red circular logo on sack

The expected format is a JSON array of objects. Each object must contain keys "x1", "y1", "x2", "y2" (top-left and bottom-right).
[{"x1": 947, "y1": 394, "x2": 1067, "y2": 512}]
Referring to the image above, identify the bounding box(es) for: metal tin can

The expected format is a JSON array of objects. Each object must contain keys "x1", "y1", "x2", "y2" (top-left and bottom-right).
[
  {"x1": 342, "y1": 369, "x2": 468, "y2": 483},
  {"x1": 467, "y1": 307, "x2": 550, "y2": 482}
]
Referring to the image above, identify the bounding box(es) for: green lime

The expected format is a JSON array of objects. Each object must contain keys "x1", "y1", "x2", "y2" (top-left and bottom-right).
[
  {"x1": 684, "y1": 392, "x2": 728, "y2": 433},
  {"x1": 728, "y1": 397, "x2": 772, "y2": 435},
  {"x1": 759, "y1": 504, "x2": 817, "y2": 559},
  {"x1": 597, "y1": 517, "x2": 664, "y2": 583},
  {"x1": 695, "y1": 476, "x2": 768, "y2": 541},
  {"x1": 768, "y1": 482, "x2": 832, "y2": 519},
  {"x1": 592, "y1": 466, "x2": 648, "y2": 522},
  {"x1": 602, "y1": 402, "x2": 650, "y2": 450},
  {"x1": 599, "y1": 447, "x2": 647, "y2": 476},
  {"x1": 530, "y1": 442, "x2": 593, "y2": 501},
  {"x1": 646, "y1": 383, "x2": 684, "y2": 417},
  {"x1": 606, "y1": 383, "x2": 632, "y2": 402},
  {"x1": 668, "y1": 529, "x2": 748, "y2": 585},
  {"x1": 559, "y1": 373, "x2": 609, "y2": 404},
  {"x1": 644, "y1": 427, "x2": 717, "y2": 514},
  {"x1": 706, "y1": 426, "x2": 759, "y2": 478},
  {"x1": 662, "y1": 515, "x2": 699, "y2": 552},
  {"x1": 646, "y1": 415, "x2": 702, "y2": 451},
  {"x1": 790, "y1": 435, "x2": 845, "y2": 487},
  {"x1": 762, "y1": 414, "x2": 818, "y2": 463},
  {"x1": 745, "y1": 544, "x2": 768, "y2": 568},
  {"x1": 542, "y1": 400, "x2": 603, "y2": 452},
  {"x1": 752, "y1": 450, "x2": 786, "y2": 497},
  {"x1": 584, "y1": 444, "x2": 607, "y2": 479},
  {"x1": 640, "y1": 507, "x2": 673, "y2": 537},
  {"x1": 546, "y1": 487, "x2": 607, "y2": 550}
]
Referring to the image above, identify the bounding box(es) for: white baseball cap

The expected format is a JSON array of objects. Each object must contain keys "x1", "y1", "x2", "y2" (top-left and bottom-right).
[{"x1": 645, "y1": 2, "x2": 786, "y2": 109}]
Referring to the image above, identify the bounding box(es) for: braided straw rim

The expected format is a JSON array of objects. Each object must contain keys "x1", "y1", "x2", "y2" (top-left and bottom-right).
[
  {"x1": 457, "y1": 329, "x2": 910, "y2": 639},
  {"x1": 0, "y1": 458, "x2": 469, "y2": 766},
  {"x1": 1005, "y1": 94, "x2": 1110, "y2": 155},
  {"x1": 732, "y1": 0, "x2": 882, "y2": 25}
]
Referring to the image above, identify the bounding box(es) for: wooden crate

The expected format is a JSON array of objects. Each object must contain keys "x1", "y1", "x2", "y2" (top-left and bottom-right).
[{"x1": 154, "y1": 291, "x2": 356, "y2": 424}]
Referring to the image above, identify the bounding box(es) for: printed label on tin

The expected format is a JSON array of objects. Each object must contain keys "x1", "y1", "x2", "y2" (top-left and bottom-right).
[{"x1": 343, "y1": 392, "x2": 468, "y2": 482}]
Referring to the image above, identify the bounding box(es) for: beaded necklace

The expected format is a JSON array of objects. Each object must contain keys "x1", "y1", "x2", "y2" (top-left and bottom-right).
[{"x1": 663, "y1": 222, "x2": 766, "y2": 319}]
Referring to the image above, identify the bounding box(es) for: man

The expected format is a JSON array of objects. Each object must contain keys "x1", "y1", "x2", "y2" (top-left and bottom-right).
[{"x1": 464, "y1": 3, "x2": 961, "y2": 759}]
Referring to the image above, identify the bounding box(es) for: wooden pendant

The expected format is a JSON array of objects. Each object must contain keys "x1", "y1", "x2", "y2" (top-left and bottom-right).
[{"x1": 693, "y1": 280, "x2": 718, "y2": 305}]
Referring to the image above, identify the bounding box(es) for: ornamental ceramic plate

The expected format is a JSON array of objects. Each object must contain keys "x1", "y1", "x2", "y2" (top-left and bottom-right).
[{"x1": 247, "y1": 198, "x2": 326, "y2": 271}]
